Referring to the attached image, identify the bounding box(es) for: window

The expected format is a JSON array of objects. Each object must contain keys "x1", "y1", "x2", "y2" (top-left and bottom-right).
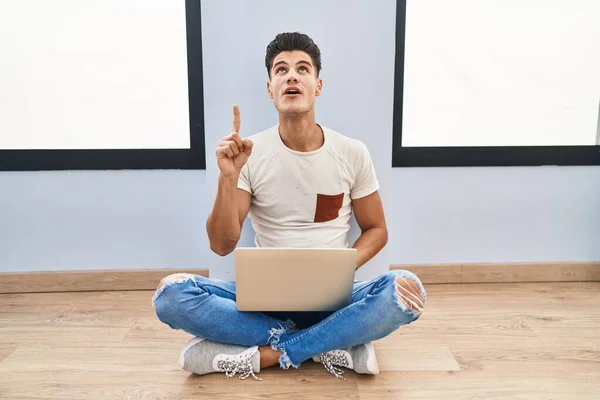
[
  {"x1": 0, "y1": 0, "x2": 205, "y2": 171},
  {"x1": 392, "y1": 0, "x2": 600, "y2": 167}
]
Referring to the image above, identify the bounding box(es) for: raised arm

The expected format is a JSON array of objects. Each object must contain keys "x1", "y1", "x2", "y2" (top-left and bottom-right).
[{"x1": 206, "y1": 105, "x2": 253, "y2": 256}]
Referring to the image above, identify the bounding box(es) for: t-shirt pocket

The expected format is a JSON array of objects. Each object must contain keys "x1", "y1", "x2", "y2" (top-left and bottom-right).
[{"x1": 314, "y1": 193, "x2": 344, "y2": 223}]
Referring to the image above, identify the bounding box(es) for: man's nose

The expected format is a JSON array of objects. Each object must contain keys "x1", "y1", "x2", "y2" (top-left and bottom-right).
[{"x1": 286, "y1": 73, "x2": 299, "y2": 83}]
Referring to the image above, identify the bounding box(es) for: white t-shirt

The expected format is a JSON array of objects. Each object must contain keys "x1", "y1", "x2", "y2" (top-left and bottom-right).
[{"x1": 238, "y1": 124, "x2": 379, "y2": 248}]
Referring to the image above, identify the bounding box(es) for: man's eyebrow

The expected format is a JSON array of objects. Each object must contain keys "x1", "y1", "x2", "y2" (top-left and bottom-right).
[
  {"x1": 272, "y1": 60, "x2": 288, "y2": 69},
  {"x1": 296, "y1": 60, "x2": 313, "y2": 67},
  {"x1": 272, "y1": 60, "x2": 313, "y2": 69}
]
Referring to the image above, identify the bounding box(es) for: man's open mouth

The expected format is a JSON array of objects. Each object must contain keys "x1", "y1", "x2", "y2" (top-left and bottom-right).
[{"x1": 284, "y1": 87, "x2": 302, "y2": 96}]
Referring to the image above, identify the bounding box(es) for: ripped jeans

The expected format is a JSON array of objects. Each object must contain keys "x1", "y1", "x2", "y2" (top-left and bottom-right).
[{"x1": 152, "y1": 270, "x2": 426, "y2": 369}]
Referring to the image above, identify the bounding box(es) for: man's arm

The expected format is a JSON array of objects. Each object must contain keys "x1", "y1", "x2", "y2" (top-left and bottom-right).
[
  {"x1": 206, "y1": 176, "x2": 251, "y2": 256},
  {"x1": 351, "y1": 190, "x2": 388, "y2": 268},
  {"x1": 206, "y1": 104, "x2": 253, "y2": 256}
]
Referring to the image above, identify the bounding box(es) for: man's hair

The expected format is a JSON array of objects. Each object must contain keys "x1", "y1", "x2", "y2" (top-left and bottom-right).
[{"x1": 265, "y1": 32, "x2": 322, "y2": 78}]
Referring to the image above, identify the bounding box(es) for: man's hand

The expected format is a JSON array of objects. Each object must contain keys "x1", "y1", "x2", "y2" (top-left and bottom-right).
[{"x1": 216, "y1": 104, "x2": 254, "y2": 178}]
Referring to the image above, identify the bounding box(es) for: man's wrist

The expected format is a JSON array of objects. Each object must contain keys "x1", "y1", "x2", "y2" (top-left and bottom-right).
[{"x1": 218, "y1": 171, "x2": 240, "y2": 186}]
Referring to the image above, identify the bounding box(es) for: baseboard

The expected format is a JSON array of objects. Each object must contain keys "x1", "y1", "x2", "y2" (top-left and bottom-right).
[
  {"x1": 3, "y1": 262, "x2": 599, "y2": 293},
  {"x1": 0, "y1": 269, "x2": 209, "y2": 294},
  {"x1": 390, "y1": 262, "x2": 600, "y2": 284}
]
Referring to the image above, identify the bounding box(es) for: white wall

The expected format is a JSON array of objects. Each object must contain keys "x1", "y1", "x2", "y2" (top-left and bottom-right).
[
  {"x1": 388, "y1": 166, "x2": 600, "y2": 264},
  {"x1": 0, "y1": 170, "x2": 210, "y2": 272},
  {"x1": 1, "y1": 0, "x2": 598, "y2": 279}
]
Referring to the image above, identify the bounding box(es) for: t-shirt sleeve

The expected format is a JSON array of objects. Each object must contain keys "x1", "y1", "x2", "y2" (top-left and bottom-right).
[
  {"x1": 237, "y1": 163, "x2": 252, "y2": 194},
  {"x1": 351, "y1": 141, "x2": 380, "y2": 199}
]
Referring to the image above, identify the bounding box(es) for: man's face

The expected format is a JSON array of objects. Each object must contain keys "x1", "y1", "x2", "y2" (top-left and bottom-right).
[{"x1": 267, "y1": 50, "x2": 322, "y2": 116}]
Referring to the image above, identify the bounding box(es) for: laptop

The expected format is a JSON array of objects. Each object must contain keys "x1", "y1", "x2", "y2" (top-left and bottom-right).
[{"x1": 234, "y1": 247, "x2": 357, "y2": 312}]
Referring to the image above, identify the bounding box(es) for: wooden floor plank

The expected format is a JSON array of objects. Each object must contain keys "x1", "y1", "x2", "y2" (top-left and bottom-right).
[
  {"x1": 0, "y1": 343, "x2": 17, "y2": 364},
  {"x1": 123, "y1": 316, "x2": 192, "y2": 343},
  {"x1": 0, "y1": 325, "x2": 134, "y2": 344},
  {"x1": 356, "y1": 370, "x2": 600, "y2": 400},
  {"x1": 373, "y1": 337, "x2": 460, "y2": 372}
]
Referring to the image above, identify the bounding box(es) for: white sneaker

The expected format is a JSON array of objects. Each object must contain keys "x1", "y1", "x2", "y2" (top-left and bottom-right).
[
  {"x1": 312, "y1": 342, "x2": 379, "y2": 379},
  {"x1": 179, "y1": 337, "x2": 262, "y2": 380}
]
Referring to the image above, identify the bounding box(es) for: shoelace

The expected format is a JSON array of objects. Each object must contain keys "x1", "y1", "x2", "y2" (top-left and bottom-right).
[
  {"x1": 216, "y1": 347, "x2": 263, "y2": 381},
  {"x1": 319, "y1": 350, "x2": 351, "y2": 379}
]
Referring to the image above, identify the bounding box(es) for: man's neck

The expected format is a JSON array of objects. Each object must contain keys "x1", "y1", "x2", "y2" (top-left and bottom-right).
[{"x1": 278, "y1": 112, "x2": 323, "y2": 152}]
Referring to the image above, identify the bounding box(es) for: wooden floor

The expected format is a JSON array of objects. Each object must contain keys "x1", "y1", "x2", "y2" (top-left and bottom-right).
[{"x1": 1, "y1": 282, "x2": 599, "y2": 399}]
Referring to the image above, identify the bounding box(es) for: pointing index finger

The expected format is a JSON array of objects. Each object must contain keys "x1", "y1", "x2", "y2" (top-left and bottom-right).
[{"x1": 232, "y1": 104, "x2": 241, "y2": 133}]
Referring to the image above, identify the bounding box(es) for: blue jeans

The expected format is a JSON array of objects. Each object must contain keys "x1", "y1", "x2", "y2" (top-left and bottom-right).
[{"x1": 153, "y1": 270, "x2": 426, "y2": 369}]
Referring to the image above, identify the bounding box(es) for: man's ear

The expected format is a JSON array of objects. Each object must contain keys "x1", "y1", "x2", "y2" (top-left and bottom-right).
[
  {"x1": 315, "y1": 78, "x2": 323, "y2": 97},
  {"x1": 267, "y1": 81, "x2": 273, "y2": 99}
]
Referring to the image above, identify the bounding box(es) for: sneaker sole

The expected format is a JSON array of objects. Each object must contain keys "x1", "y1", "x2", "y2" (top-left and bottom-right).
[{"x1": 178, "y1": 337, "x2": 205, "y2": 368}]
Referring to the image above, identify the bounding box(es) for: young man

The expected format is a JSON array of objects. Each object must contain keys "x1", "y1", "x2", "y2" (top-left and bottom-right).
[{"x1": 153, "y1": 32, "x2": 426, "y2": 380}]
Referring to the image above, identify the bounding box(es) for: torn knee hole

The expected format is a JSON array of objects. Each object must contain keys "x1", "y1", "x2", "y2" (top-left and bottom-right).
[
  {"x1": 394, "y1": 277, "x2": 424, "y2": 313},
  {"x1": 157, "y1": 273, "x2": 194, "y2": 290}
]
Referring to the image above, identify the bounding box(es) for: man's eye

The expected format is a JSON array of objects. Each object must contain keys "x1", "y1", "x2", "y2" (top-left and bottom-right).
[
  {"x1": 277, "y1": 67, "x2": 287, "y2": 73},
  {"x1": 300, "y1": 66, "x2": 308, "y2": 72}
]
